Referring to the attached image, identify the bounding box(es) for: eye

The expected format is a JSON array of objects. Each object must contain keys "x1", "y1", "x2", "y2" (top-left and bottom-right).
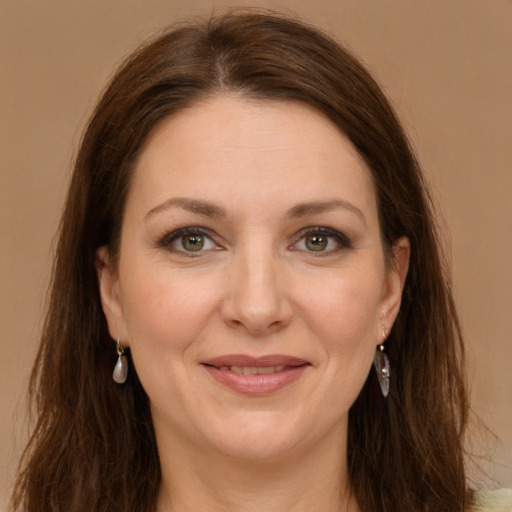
[
  {"x1": 291, "y1": 227, "x2": 351, "y2": 254},
  {"x1": 177, "y1": 233, "x2": 212, "y2": 252},
  {"x1": 304, "y1": 233, "x2": 329, "y2": 251},
  {"x1": 160, "y1": 227, "x2": 218, "y2": 254}
]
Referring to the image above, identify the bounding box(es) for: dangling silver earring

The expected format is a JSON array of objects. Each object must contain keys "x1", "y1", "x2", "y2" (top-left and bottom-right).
[
  {"x1": 113, "y1": 338, "x2": 128, "y2": 384},
  {"x1": 374, "y1": 326, "x2": 390, "y2": 397}
]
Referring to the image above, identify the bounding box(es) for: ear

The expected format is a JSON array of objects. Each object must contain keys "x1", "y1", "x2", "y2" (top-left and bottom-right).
[
  {"x1": 379, "y1": 236, "x2": 410, "y2": 336},
  {"x1": 95, "y1": 246, "x2": 129, "y2": 345}
]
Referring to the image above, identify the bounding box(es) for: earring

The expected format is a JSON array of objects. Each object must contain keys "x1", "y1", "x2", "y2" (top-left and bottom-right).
[
  {"x1": 374, "y1": 326, "x2": 390, "y2": 397},
  {"x1": 113, "y1": 338, "x2": 128, "y2": 384}
]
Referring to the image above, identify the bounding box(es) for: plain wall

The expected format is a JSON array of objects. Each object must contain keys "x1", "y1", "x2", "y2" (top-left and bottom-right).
[{"x1": 1, "y1": 0, "x2": 511, "y2": 507}]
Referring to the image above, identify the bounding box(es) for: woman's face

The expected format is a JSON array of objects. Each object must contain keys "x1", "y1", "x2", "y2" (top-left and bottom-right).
[{"x1": 98, "y1": 96, "x2": 409, "y2": 463}]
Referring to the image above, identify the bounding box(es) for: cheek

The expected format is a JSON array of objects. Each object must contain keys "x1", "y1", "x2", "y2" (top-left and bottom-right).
[
  {"x1": 300, "y1": 270, "x2": 383, "y2": 348},
  {"x1": 298, "y1": 267, "x2": 383, "y2": 393},
  {"x1": 119, "y1": 262, "x2": 220, "y2": 367}
]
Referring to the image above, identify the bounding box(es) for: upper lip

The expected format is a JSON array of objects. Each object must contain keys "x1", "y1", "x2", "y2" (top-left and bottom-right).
[{"x1": 202, "y1": 354, "x2": 310, "y2": 368}]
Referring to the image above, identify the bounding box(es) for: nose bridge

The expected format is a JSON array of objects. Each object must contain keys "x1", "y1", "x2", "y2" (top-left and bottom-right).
[{"x1": 222, "y1": 237, "x2": 292, "y2": 334}]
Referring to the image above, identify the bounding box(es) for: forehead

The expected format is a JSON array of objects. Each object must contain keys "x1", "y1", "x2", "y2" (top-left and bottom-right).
[{"x1": 129, "y1": 96, "x2": 377, "y2": 218}]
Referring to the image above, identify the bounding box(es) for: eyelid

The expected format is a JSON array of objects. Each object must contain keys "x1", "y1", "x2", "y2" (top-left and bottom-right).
[
  {"x1": 157, "y1": 225, "x2": 351, "y2": 256},
  {"x1": 158, "y1": 226, "x2": 220, "y2": 253},
  {"x1": 290, "y1": 226, "x2": 352, "y2": 253}
]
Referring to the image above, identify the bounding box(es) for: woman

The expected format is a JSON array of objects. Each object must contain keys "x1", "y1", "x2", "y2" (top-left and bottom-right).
[{"x1": 11, "y1": 11, "x2": 510, "y2": 512}]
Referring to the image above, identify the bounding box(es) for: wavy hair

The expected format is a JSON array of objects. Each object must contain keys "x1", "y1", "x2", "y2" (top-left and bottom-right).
[{"x1": 12, "y1": 11, "x2": 471, "y2": 512}]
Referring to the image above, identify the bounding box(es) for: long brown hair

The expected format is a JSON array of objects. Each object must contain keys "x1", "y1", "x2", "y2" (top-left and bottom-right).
[{"x1": 12, "y1": 11, "x2": 471, "y2": 512}]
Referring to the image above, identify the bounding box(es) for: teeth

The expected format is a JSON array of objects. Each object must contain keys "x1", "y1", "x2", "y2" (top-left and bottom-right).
[
  {"x1": 257, "y1": 366, "x2": 275, "y2": 374},
  {"x1": 219, "y1": 365, "x2": 287, "y2": 375}
]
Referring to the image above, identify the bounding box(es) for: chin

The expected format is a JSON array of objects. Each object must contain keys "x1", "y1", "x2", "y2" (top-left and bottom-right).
[
  {"x1": 208, "y1": 430, "x2": 303, "y2": 463},
  {"x1": 197, "y1": 408, "x2": 343, "y2": 464}
]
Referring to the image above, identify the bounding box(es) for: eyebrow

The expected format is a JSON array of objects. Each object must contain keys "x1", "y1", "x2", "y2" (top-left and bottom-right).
[
  {"x1": 145, "y1": 197, "x2": 226, "y2": 220},
  {"x1": 145, "y1": 197, "x2": 366, "y2": 223},
  {"x1": 287, "y1": 200, "x2": 366, "y2": 224}
]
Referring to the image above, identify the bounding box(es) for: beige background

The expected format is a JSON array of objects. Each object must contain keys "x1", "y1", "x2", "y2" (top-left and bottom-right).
[{"x1": 1, "y1": 0, "x2": 511, "y2": 507}]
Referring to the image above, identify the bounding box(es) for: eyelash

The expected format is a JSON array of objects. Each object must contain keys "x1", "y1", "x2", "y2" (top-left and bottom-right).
[
  {"x1": 158, "y1": 227, "x2": 218, "y2": 257},
  {"x1": 158, "y1": 226, "x2": 352, "y2": 256},
  {"x1": 291, "y1": 227, "x2": 352, "y2": 255}
]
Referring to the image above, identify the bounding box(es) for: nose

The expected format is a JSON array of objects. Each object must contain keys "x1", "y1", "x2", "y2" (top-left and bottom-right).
[{"x1": 221, "y1": 244, "x2": 293, "y2": 336}]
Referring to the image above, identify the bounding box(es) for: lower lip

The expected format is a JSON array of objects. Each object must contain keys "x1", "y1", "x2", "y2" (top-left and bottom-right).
[{"x1": 202, "y1": 365, "x2": 309, "y2": 395}]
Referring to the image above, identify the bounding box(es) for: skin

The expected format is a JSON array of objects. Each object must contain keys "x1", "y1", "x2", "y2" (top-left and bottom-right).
[{"x1": 97, "y1": 96, "x2": 409, "y2": 512}]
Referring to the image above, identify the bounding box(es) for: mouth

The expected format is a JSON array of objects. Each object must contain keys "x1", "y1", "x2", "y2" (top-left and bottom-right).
[
  {"x1": 201, "y1": 355, "x2": 311, "y2": 395},
  {"x1": 212, "y1": 364, "x2": 291, "y2": 374}
]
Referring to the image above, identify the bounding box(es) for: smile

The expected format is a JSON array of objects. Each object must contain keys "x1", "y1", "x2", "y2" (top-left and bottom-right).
[
  {"x1": 201, "y1": 355, "x2": 311, "y2": 395},
  {"x1": 216, "y1": 365, "x2": 287, "y2": 374}
]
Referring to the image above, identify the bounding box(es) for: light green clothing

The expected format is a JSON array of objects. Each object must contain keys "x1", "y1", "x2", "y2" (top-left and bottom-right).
[{"x1": 471, "y1": 489, "x2": 512, "y2": 511}]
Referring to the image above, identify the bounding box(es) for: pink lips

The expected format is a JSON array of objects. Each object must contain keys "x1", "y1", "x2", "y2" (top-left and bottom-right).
[{"x1": 201, "y1": 354, "x2": 310, "y2": 396}]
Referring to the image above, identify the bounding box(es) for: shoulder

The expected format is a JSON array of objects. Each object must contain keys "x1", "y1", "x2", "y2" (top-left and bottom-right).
[{"x1": 470, "y1": 489, "x2": 512, "y2": 512}]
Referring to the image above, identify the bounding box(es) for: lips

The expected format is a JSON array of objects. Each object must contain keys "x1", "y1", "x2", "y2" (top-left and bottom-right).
[
  {"x1": 217, "y1": 364, "x2": 287, "y2": 375},
  {"x1": 201, "y1": 354, "x2": 310, "y2": 395},
  {"x1": 203, "y1": 354, "x2": 308, "y2": 367}
]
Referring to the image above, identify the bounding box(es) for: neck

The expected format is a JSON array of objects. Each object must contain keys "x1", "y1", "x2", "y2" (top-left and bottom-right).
[{"x1": 155, "y1": 425, "x2": 359, "y2": 512}]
